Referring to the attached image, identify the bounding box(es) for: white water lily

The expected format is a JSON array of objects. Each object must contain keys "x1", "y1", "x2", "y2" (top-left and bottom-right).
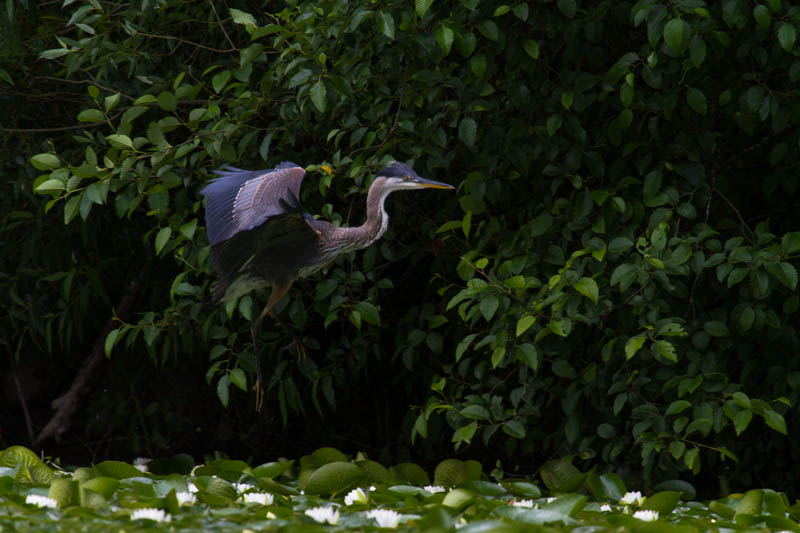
[
  {"x1": 131, "y1": 508, "x2": 171, "y2": 522},
  {"x1": 600, "y1": 503, "x2": 612, "y2": 512},
  {"x1": 344, "y1": 487, "x2": 368, "y2": 505},
  {"x1": 187, "y1": 481, "x2": 199, "y2": 493},
  {"x1": 634, "y1": 509, "x2": 659, "y2": 521},
  {"x1": 235, "y1": 482, "x2": 256, "y2": 494},
  {"x1": 424, "y1": 485, "x2": 447, "y2": 494},
  {"x1": 242, "y1": 492, "x2": 273, "y2": 505},
  {"x1": 133, "y1": 457, "x2": 151, "y2": 473},
  {"x1": 620, "y1": 491, "x2": 644, "y2": 506},
  {"x1": 364, "y1": 509, "x2": 402, "y2": 529},
  {"x1": 510, "y1": 499, "x2": 535, "y2": 508},
  {"x1": 304, "y1": 506, "x2": 339, "y2": 525},
  {"x1": 176, "y1": 491, "x2": 196, "y2": 505},
  {"x1": 26, "y1": 494, "x2": 58, "y2": 508}
]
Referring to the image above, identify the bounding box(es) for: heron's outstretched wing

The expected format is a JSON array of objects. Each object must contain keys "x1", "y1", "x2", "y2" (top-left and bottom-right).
[{"x1": 200, "y1": 162, "x2": 306, "y2": 246}]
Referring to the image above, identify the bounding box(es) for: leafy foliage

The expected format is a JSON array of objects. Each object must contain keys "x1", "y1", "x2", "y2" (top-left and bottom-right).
[{"x1": 3, "y1": 0, "x2": 800, "y2": 498}]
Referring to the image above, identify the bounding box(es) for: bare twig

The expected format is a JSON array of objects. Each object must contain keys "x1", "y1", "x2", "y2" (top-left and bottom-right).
[{"x1": 208, "y1": 0, "x2": 237, "y2": 51}]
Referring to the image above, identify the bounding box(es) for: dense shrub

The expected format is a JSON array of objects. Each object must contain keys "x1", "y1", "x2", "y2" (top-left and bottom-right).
[{"x1": 2, "y1": 0, "x2": 799, "y2": 496}]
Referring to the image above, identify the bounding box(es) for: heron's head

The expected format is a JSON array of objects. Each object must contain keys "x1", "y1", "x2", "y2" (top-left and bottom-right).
[{"x1": 372, "y1": 161, "x2": 455, "y2": 194}]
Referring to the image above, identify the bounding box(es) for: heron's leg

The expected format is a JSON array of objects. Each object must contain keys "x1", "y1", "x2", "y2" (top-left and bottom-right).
[{"x1": 251, "y1": 279, "x2": 293, "y2": 411}]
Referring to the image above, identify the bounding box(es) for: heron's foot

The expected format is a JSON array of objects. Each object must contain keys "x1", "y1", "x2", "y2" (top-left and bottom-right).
[{"x1": 280, "y1": 337, "x2": 307, "y2": 361}]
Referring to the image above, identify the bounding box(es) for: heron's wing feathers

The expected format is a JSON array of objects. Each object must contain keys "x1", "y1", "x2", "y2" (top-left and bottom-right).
[
  {"x1": 209, "y1": 212, "x2": 322, "y2": 300},
  {"x1": 200, "y1": 162, "x2": 305, "y2": 245}
]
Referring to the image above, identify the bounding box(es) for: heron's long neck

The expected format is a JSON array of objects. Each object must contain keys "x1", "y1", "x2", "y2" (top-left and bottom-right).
[{"x1": 336, "y1": 186, "x2": 390, "y2": 252}]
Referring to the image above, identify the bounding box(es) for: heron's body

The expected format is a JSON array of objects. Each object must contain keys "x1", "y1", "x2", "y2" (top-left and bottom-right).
[{"x1": 200, "y1": 160, "x2": 453, "y2": 409}]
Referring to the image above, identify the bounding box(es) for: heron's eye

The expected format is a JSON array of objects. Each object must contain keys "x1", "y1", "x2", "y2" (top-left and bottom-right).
[{"x1": 403, "y1": 176, "x2": 410, "y2": 181}]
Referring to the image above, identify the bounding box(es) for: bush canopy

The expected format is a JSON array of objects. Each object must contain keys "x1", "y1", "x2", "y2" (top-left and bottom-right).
[{"x1": 2, "y1": 0, "x2": 799, "y2": 497}]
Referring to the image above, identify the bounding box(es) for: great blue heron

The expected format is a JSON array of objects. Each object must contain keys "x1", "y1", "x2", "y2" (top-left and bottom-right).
[{"x1": 201, "y1": 161, "x2": 454, "y2": 409}]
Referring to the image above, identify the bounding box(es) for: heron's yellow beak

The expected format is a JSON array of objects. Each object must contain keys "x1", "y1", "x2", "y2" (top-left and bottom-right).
[{"x1": 415, "y1": 177, "x2": 455, "y2": 190}]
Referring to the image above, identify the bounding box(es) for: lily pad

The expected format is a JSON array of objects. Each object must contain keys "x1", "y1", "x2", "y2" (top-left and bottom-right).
[
  {"x1": 356, "y1": 459, "x2": 396, "y2": 486},
  {"x1": 433, "y1": 459, "x2": 482, "y2": 488},
  {"x1": 539, "y1": 459, "x2": 584, "y2": 493},
  {"x1": 390, "y1": 462, "x2": 430, "y2": 486},
  {"x1": 303, "y1": 461, "x2": 365, "y2": 496},
  {"x1": 94, "y1": 460, "x2": 144, "y2": 479}
]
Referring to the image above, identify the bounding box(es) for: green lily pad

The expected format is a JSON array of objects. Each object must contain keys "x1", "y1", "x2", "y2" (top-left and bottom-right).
[
  {"x1": 355, "y1": 459, "x2": 396, "y2": 486},
  {"x1": 539, "y1": 459, "x2": 584, "y2": 493},
  {"x1": 734, "y1": 489, "x2": 762, "y2": 518},
  {"x1": 442, "y1": 487, "x2": 474, "y2": 508},
  {"x1": 253, "y1": 460, "x2": 293, "y2": 479},
  {"x1": 0, "y1": 446, "x2": 54, "y2": 484},
  {"x1": 94, "y1": 460, "x2": 144, "y2": 479},
  {"x1": 81, "y1": 476, "x2": 119, "y2": 499},
  {"x1": 502, "y1": 480, "x2": 542, "y2": 499},
  {"x1": 302, "y1": 447, "x2": 348, "y2": 469},
  {"x1": 202, "y1": 476, "x2": 237, "y2": 503},
  {"x1": 48, "y1": 477, "x2": 78, "y2": 507},
  {"x1": 434, "y1": 459, "x2": 481, "y2": 488},
  {"x1": 390, "y1": 462, "x2": 430, "y2": 486},
  {"x1": 641, "y1": 490, "x2": 682, "y2": 514},
  {"x1": 303, "y1": 461, "x2": 365, "y2": 496}
]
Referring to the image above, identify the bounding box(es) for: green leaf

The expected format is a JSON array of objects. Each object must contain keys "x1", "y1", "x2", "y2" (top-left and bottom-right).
[
  {"x1": 663, "y1": 18, "x2": 685, "y2": 52},
  {"x1": 452, "y1": 421, "x2": 478, "y2": 443},
  {"x1": 689, "y1": 36, "x2": 707, "y2": 67},
  {"x1": 655, "y1": 340, "x2": 678, "y2": 363},
  {"x1": 460, "y1": 404, "x2": 489, "y2": 420},
  {"x1": 217, "y1": 374, "x2": 230, "y2": 407},
  {"x1": 753, "y1": 4, "x2": 771, "y2": 29},
  {"x1": 40, "y1": 48, "x2": 71, "y2": 59},
  {"x1": 625, "y1": 335, "x2": 646, "y2": 359},
  {"x1": 515, "y1": 343, "x2": 538, "y2": 371},
  {"x1": 157, "y1": 91, "x2": 177, "y2": 111},
  {"x1": 666, "y1": 400, "x2": 691, "y2": 415},
  {"x1": 310, "y1": 80, "x2": 327, "y2": 113},
  {"x1": 686, "y1": 87, "x2": 707, "y2": 115},
  {"x1": 212, "y1": 70, "x2": 230, "y2": 94},
  {"x1": 516, "y1": 314, "x2": 536, "y2": 337},
  {"x1": 229, "y1": 368, "x2": 247, "y2": 391},
  {"x1": 470, "y1": 54, "x2": 487, "y2": 77},
  {"x1": 35, "y1": 179, "x2": 65, "y2": 193},
  {"x1": 573, "y1": 277, "x2": 598, "y2": 304},
  {"x1": 704, "y1": 320, "x2": 729, "y2": 337},
  {"x1": 229, "y1": 8, "x2": 257, "y2": 27},
  {"x1": 355, "y1": 301, "x2": 381, "y2": 326},
  {"x1": 782, "y1": 232, "x2": 800, "y2": 253},
  {"x1": 523, "y1": 39, "x2": 539, "y2": 59},
  {"x1": 435, "y1": 25, "x2": 454, "y2": 55},
  {"x1": 106, "y1": 134, "x2": 133, "y2": 150},
  {"x1": 477, "y1": 20, "x2": 498, "y2": 41},
  {"x1": 154, "y1": 227, "x2": 171, "y2": 255},
  {"x1": 763, "y1": 410, "x2": 787, "y2": 434},
  {"x1": 556, "y1": 0, "x2": 577, "y2": 19},
  {"x1": 770, "y1": 262, "x2": 798, "y2": 290},
  {"x1": 377, "y1": 12, "x2": 395, "y2": 40},
  {"x1": 31, "y1": 153, "x2": 62, "y2": 170},
  {"x1": 458, "y1": 117, "x2": 477, "y2": 147},
  {"x1": 778, "y1": 23, "x2": 796, "y2": 52},
  {"x1": 502, "y1": 419, "x2": 526, "y2": 439},
  {"x1": 415, "y1": 0, "x2": 433, "y2": 18},
  {"x1": 77, "y1": 108, "x2": 105, "y2": 122},
  {"x1": 104, "y1": 329, "x2": 120, "y2": 357},
  {"x1": 480, "y1": 295, "x2": 499, "y2": 321},
  {"x1": 64, "y1": 195, "x2": 80, "y2": 224}
]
